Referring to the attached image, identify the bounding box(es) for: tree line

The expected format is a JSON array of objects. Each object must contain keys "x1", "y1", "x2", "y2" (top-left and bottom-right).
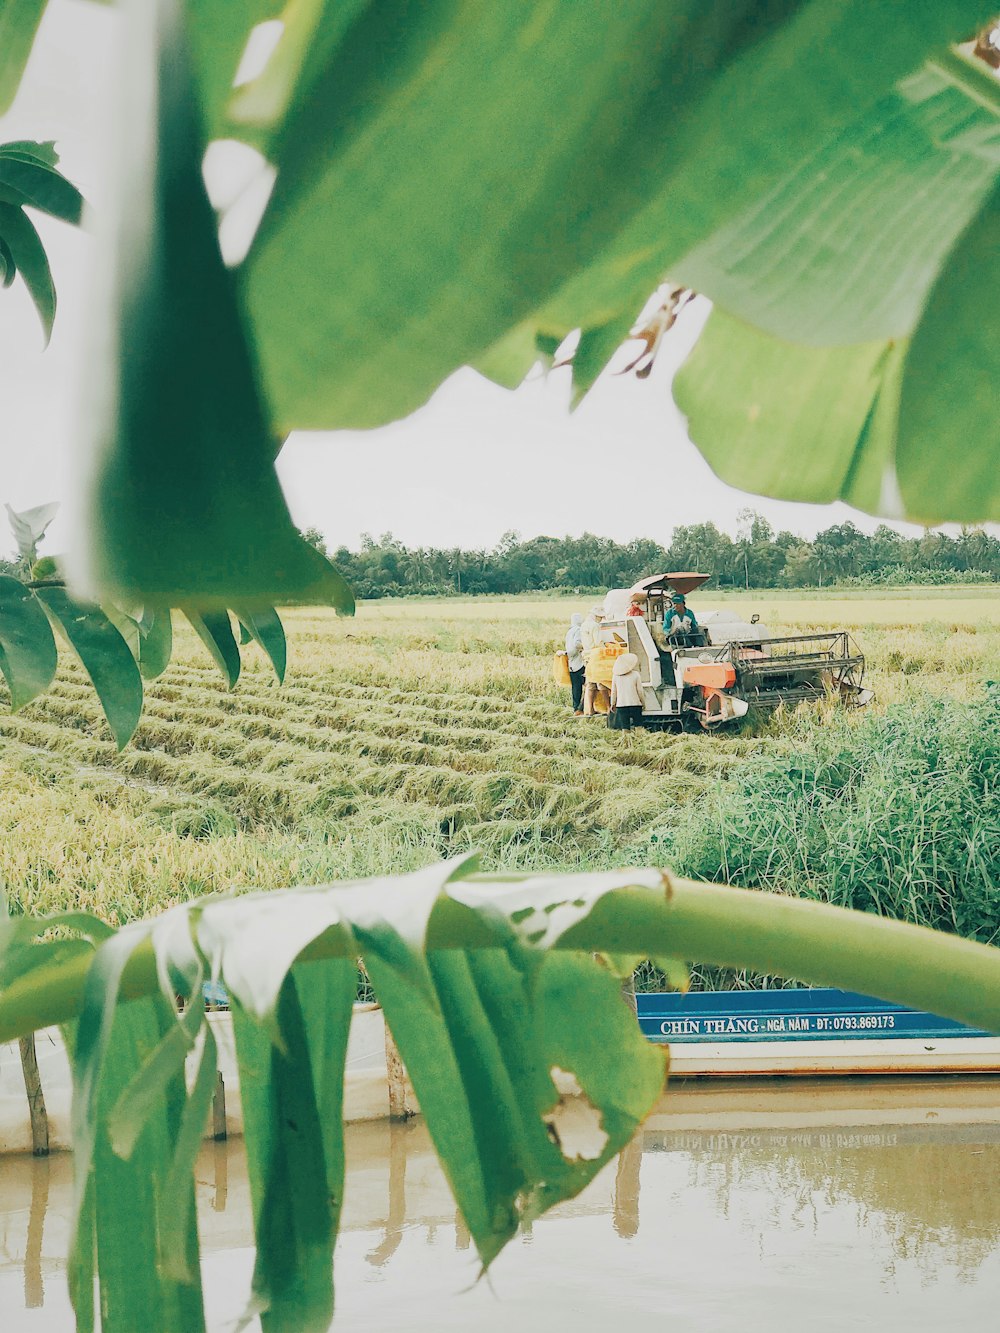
[{"x1": 301, "y1": 515, "x2": 1000, "y2": 599}]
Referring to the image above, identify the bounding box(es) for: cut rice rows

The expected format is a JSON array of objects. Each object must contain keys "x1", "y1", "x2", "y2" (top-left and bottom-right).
[{"x1": 1, "y1": 594, "x2": 998, "y2": 921}]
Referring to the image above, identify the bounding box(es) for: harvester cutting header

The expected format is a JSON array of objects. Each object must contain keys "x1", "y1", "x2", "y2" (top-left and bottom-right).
[{"x1": 562, "y1": 573, "x2": 871, "y2": 730}]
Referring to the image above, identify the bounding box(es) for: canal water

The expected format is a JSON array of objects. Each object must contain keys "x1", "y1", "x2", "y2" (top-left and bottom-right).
[{"x1": 1, "y1": 1078, "x2": 998, "y2": 1331}]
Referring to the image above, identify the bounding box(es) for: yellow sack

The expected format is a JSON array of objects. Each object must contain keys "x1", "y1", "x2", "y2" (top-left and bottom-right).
[
  {"x1": 552, "y1": 651, "x2": 571, "y2": 686},
  {"x1": 585, "y1": 644, "x2": 618, "y2": 689}
]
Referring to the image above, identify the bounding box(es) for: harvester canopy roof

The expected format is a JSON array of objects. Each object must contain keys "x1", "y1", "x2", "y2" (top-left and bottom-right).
[{"x1": 629, "y1": 572, "x2": 710, "y2": 597}]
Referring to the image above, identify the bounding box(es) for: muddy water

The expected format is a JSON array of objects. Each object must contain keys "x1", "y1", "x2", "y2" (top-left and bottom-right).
[{"x1": 2, "y1": 1078, "x2": 998, "y2": 1332}]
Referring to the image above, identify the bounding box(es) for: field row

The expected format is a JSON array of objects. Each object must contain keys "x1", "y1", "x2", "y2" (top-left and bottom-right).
[{"x1": 2, "y1": 594, "x2": 999, "y2": 925}]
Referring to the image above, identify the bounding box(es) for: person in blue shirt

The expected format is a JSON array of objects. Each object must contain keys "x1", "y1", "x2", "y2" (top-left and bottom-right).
[{"x1": 663, "y1": 592, "x2": 698, "y2": 637}]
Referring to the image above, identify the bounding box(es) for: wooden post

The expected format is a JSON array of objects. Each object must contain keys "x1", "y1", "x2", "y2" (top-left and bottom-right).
[
  {"x1": 384, "y1": 1022, "x2": 415, "y2": 1120},
  {"x1": 19, "y1": 1034, "x2": 49, "y2": 1157}
]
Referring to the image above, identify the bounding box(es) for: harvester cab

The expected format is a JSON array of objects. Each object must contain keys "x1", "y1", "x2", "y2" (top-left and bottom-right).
[{"x1": 601, "y1": 573, "x2": 872, "y2": 730}]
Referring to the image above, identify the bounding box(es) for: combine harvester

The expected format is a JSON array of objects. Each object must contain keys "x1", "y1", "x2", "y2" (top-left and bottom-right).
[{"x1": 601, "y1": 572, "x2": 872, "y2": 729}]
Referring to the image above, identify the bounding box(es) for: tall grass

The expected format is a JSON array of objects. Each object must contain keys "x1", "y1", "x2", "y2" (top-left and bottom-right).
[{"x1": 652, "y1": 686, "x2": 1000, "y2": 944}]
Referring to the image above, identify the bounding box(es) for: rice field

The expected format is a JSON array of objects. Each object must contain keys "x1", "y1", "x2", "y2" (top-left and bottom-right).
[{"x1": 1, "y1": 588, "x2": 998, "y2": 948}]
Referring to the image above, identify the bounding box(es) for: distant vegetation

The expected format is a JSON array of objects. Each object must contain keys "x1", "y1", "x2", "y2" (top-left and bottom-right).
[{"x1": 302, "y1": 516, "x2": 1000, "y2": 599}]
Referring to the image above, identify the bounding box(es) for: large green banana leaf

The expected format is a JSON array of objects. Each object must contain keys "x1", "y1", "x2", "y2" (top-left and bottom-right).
[{"x1": 62, "y1": 1, "x2": 1000, "y2": 612}]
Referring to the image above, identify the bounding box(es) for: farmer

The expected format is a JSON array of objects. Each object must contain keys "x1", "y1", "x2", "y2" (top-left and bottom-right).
[
  {"x1": 565, "y1": 612, "x2": 585, "y2": 715},
  {"x1": 663, "y1": 592, "x2": 698, "y2": 638},
  {"x1": 580, "y1": 606, "x2": 611, "y2": 716},
  {"x1": 626, "y1": 594, "x2": 645, "y2": 618},
  {"x1": 609, "y1": 652, "x2": 644, "y2": 730},
  {"x1": 580, "y1": 604, "x2": 604, "y2": 657}
]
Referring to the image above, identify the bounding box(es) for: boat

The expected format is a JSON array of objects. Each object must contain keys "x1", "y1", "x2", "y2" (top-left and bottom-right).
[
  {"x1": 4, "y1": 987, "x2": 997, "y2": 1155},
  {"x1": 638, "y1": 987, "x2": 1000, "y2": 1077}
]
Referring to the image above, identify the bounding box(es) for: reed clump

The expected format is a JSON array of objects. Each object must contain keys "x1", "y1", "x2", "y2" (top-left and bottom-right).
[{"x1": 655, "y1": 685, "x2": 1000, "y2": 943}]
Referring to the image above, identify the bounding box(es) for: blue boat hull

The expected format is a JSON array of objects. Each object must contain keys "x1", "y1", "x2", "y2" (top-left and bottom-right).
[{"x1": 637, "y1": 988, "x2": 991, "y2": 1045}]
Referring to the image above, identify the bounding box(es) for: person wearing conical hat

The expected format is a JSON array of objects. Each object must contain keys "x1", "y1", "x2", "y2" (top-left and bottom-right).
[{"x1": 608, "y1": 652, "x2": 644, "y2": 730}]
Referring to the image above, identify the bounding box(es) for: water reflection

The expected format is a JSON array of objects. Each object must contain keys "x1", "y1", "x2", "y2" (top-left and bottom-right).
[
  {"x1": 2, "y1": 1078, "x2": 999, "y2": 1330},
  {"x1": 22, "y1": 1155, "x2": 47, "y2": 1310}
]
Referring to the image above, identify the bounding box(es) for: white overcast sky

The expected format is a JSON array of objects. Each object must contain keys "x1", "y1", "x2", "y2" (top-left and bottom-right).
[{"x1": 0, "y1": 0, "x2": 933, "y2": 558}]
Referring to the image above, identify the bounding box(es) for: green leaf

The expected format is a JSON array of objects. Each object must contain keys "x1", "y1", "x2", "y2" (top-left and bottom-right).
[
  {"x1": 651, "y1": 957, "x2": 691, "y2": 993},
  {"x1": 541, "y1": 4, "x2": 1000, "y2": 342},
  {"x1": 594, "y1": 952, "x2": 643, "y2": 981},
  {"x1": 367, "y1": 944, "x2": 665, "y2": 1265},
  {"x1": 0, "y1": 200, "x2": 54, "y2": 340},
  {"x1": 0, "y1": 234, "x2": 12, "y2": 286},
  {"x1": 0, "y1": 574, "x2": 57, "y2": 709},
  {"x1": 158, "y1": 1024, "x2": 218, "y2": 1284},
  {"x1": 5, "y1": 498, "x2": 58, "y2": 560},
  {"x1": 193, "y1": 869, "x2": 406, "y2": 1031},
  {"x1": 0, "y1": 138, "x2": 60, "y2": 169},
  {"x1": 0, "y1": 0, "x2": 49, "y2": 116},
  {"x1": 240, "y1": 0, "x2": 990, "y2": 430},
  {"x1": 67, "y1": 920, "x2": 208, "y2": 1331},
  {"x1": 183, "y1": 608, "x2": 241, "y2": 688},
  {"x1": 570, "y1": 314, "x2": 633, "y2": 406},
  {"x1": 105, "y1": 1014, "x2": 197, "y2": 1160},
  {"x1": 73, "y1": 0, "x2": 357, "y2": 609},
  {"x1": 234, "y1": 605, "x2": 287, "y2": 682},
  {"x1": 673, "y1": 310, "x2": 897, "y2": 509},
  {"x1": 227, "y1": 0, "x2": 371, "y2": 140},
  {"x1": 896, "y1": 179, "x2": 1000, "y2": 521},
  {"x1": 0, "y1": 154, "x2": 84, "y2": 224},
  {"x1": 674, "y1": 56, "x2": 1000, "y2": 346},
  {"x1": 137, "y1": 607, "x2": 173, "y2": 680},
  {"x1": 673, "y1": 285, "x2": 999, "y2": 523},
  {"x1": 35, "y1": 586, "x2": 144, "y2": 748},
  {"x1": 101, "y1": 601, "x2": 142, "y2": 660},
  {"x1": 68, "y1": 928, "x2": 150, "y2": 1324},
  {"x1": 183, "y1": 0, "x2": 284, "y2": 143},
  {"x1": 68, "y1": 1136, "x2": 97, "y2": 1333},
  {"x1": 190, "y1": 858, "x2": 666, "y2": 1278},
  {"x1": 291, "y1": 959, "x2": 356, "y2": 1202},
  {"x1": 89, "y1": 999, "x2": 206, "y2": 1333},
  {"x1": 0, "y1": 913, "x2": 111, "y2": 1010},
  {"x1": 232, "y1": 967, "x2": 353, "y2": 1333},
  {"x1": 471, "y1": 320, "x2": 551, "y2": 390}
]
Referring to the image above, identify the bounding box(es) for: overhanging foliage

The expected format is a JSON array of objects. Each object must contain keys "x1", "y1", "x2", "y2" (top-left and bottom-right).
[
  {"x1": 0, "y1": 138, "x2": 82, "y2": 340},
  {"x1": 1, "y1": 5, "x2": 999, "y2": 1331},
  {"x1": 2, "y1": 2, "x2": 997, "y2": 613},
  {"x1": 0, "y1": 566, "x2": 294, "y2": 748},
  {"x1": 0, "y1": 504, "x2": 347, "y2": 747}
]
